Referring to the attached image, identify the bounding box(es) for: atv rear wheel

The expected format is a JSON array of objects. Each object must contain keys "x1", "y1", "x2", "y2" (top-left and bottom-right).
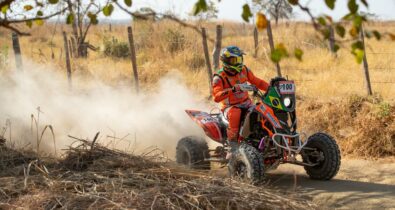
[
  {"x1": 302, "y1": 133, "x2": 341, "y2": 180},
  {"x1": 228, "y1": 144, "x2": 264, "y2": 184},
  {"x1": 176, "y1": 136, "x2": 210, "y2": 170}
]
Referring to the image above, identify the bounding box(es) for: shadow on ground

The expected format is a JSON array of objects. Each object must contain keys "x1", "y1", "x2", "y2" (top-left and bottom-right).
[{"x1": 265, "y1": 172, "x2": 395, "y2": 209}]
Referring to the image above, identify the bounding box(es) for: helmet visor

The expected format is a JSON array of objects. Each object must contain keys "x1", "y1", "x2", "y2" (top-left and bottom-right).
[{"x1": 227, "y1": 56, "x2": 243, "y2": 66}]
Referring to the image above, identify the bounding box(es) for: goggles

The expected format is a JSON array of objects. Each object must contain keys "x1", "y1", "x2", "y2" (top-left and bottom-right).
[{"x1": 227, "y1": 56, "x2": 243, "y2": 66}]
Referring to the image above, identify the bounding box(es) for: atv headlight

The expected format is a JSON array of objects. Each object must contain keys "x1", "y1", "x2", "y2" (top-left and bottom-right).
[{"x1": 283, "y1": 97, "x2": 292, "y2": 108}]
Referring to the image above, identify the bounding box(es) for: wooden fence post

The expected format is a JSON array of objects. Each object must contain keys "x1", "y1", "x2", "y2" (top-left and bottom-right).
[
  {"x1": 109, "y1": 23, "x2": 112, "y2": 32},
  {"x1": 328, "y1": 25, "x2": 336, "y2": 56},
  {"x1": 359, "y1": 26, "x2": 373, "y2": 95},
  {"x1": 127, "y1": 26, "x2": 139, "y2": 93},
  {"x1": 266, "y1": 21, "x2": 282, "y2": 77},
  {"x1": 70, "y1": 37, "x2": 77, "y2": 57},
  {"x1": 62, "y1": 32, "x2": 72, "y2": 90},
  {"x1": 11, "y1": 32, "x2": 23, "y2": 71},
  {"x1": 201, "y1": 28, "x2": 213, "y2": 94},
  {"x1": 68, "y1": 39, "x2": 73, "y2": 58},
  {"x1": 253, "y1": 27, "x2": 258, "y2": 58},
  {"x1": 212, "y1": 25, "x2": 222, "y2": 70}
]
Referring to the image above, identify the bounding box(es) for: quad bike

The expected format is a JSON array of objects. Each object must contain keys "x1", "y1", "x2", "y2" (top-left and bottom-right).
[{"x1": 176, "y1": 77, "x2": 341, "y2": 183}]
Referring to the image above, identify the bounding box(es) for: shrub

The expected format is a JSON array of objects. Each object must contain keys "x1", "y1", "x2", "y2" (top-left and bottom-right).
[
  {"x1": 187, "y1": 52, "x2": 205, "y2": 70},
  {"x1": 102, "y1": 37, "x2": 130, "y2": 59},
  {"x1": 165, "y1": 29, "x2": 185, "y2": 54},
  {"x1": 376, "y1": 102, "x2": 391, "y2": 118}
]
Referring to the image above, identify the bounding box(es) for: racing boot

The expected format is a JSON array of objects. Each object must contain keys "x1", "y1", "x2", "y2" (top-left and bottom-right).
[
  {"x1": 226, "y1": 141, "x2": 239, "y2": 160},
  {"x1": 226, "y1": 128, "x2": 239, "y2": 159},
  {"x1": 226, "y1": 140, "x2": 240, "y2": 178}
]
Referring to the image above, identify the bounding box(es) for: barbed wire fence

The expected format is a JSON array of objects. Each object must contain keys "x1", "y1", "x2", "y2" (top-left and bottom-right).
[{"x1": 5, "y1": 22, "x2": 395, "y2": 93}]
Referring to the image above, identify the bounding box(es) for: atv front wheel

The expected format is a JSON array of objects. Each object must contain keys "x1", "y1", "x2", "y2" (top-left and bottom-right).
[
  {"x1": 176, "y1": 136, "x2": 210, "y2": 170},
  {"x1": 228, "y1": 144, "x2": 264, "y2": 184},
  {"x1": 302, "y1": 133, "x2": 341, "y2": 180}
]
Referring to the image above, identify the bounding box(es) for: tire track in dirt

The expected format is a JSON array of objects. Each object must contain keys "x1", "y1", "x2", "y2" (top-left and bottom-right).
[{"x1": 267, "y1": 159, "x2": 395, "y2": 209}]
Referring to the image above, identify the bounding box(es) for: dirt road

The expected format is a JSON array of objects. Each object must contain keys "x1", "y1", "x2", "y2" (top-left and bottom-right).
[{"x1": 266, "y1": 158, "x2": 395, "y2": 209}]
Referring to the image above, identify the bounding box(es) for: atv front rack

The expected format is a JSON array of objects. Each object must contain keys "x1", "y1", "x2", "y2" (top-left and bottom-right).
[{"x1": 270, "y1": 133, "x2": 309, "y2": 154}]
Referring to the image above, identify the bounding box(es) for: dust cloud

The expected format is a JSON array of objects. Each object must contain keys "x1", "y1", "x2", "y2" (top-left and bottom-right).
[{"x1": 0, "y1": 62, "x2": 209, "y2": 157}]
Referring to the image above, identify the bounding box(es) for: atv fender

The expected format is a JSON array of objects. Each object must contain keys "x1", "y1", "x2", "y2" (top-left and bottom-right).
[{"x1": 185, "y1": 110, "x2": 223, "y2": 143}]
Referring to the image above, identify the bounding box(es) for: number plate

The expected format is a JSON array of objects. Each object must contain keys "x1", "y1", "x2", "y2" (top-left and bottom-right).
[{"x1": 278, "y1": 81, "x2": 295, "y2": 94}]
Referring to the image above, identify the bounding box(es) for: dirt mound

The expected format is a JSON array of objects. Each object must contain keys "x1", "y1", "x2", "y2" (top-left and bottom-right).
[
  {"x1": 299, "y1": 94, "x2": 395, "y2": 158},
  {"x1": 0, "y1": 138, "x2": 313, "y2": 210}
]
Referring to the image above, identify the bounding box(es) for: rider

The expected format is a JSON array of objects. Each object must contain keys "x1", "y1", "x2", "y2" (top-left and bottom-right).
[{"x1": 212, "y1": 46, "x2": 269, "y2": 157}]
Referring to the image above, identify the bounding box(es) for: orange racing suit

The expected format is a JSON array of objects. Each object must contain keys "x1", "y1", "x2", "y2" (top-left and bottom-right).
[{"x1": 212, "y1": 66, "x2": 269, "y2": 142}]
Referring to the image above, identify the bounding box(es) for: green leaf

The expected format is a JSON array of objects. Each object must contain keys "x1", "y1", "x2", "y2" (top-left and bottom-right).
[
  {"x1": 294, "y1": 48, "x2": 303, "y2": 61},
  {"x1": 353, "y1": 15, "x2": 363, "y2": 28},
  {"x1": 318, "y1": 17, "x2": 327, "y2": 26},
  {"x1": 88, "y1": 12, "x2": 98, "y2": 25},
  {"x1": 36, "y1": 11, "x2": 43, "y2": 16},
  {"x1": 353, "y1": 49, "x2": 364, "y2": 64},
  {"x1": 335, "y1": 24, "x2": 345, "y2": 38},
  {"x1": 241, "y1": 4, "x2": 252, "y2": 22},
  {"x1": 288, "y1": 0, "x2": 299, "y2": 5},
  {"x1": 342, "y1": 13, "x2": 354, "y2": 20},
  {"x1": 372, "y1": 30, "x2": 381, "y2": 40},
  {"x1": 325, "y1": 0, "x2": 336, "y2": 10},
  {"x1": 351, "y1": 41, "x2": 364, "y2": 50},
  {"x1": 271, "y1": 49, "x2": 282, "y2": 63},
  {"x1": 347, "y1": 0, "x2": 358, "y2": 14},
  {"x1": 35, "y1": 19, "x2": 44, "y2": 26},
  {"x1": 66, "y1": 13, "x2": 74, "y2": 24},
  {"x1": 192, "y1": 0, "x2": 208, "y2": 15},
  {"x1": 271, "y1": 43, "x2": 289, "y2": 63},
  {"x1": 24, "y1": 5, "x2": 33, "y2": 11},
  {"x1": 26, "y1": 20, "x2": 33, "y2": 28},
  {"x1": 321, "y1": 28, "x2": 331, "y2": 39},
  {"x1": 334, "y1": 44, "x2": 340, "y2": 52},
  {"x1": 103, "y1": 4, "x2": 114, "y2": 16},
  {"x1": 1, "y1": 5, "x2": 9, "y2": 14},
  {"x1": 48, "y1": 0, "x2": 59, "y2": 4},
  {"x1": 124, "y1": 0, "x2": 132, "y2": 7}
]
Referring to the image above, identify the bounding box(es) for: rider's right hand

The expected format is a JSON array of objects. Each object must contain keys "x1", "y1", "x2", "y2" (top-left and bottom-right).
[{"x1": 232, "y1": 85, "x2": 242, "y2": 92}]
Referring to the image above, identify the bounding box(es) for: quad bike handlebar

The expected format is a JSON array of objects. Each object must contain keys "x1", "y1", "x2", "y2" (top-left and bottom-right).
[
  {"x1": 233, "y1": 84, "x2": 268, "y2": 102},
  {"x1": 237, "y1": 84, "x2": 266, "y2": 99}
]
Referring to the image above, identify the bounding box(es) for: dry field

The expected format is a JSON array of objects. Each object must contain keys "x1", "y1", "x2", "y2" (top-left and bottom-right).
[
  {"x1": 0, "y1": 20, "x2": 394, "y2": 157},
  {"x1": 0, "y1": 20, "x2": 394, "y2": 209},
  {"x1": 1, "y1": 20, "x2": 395, "y2": 99}
]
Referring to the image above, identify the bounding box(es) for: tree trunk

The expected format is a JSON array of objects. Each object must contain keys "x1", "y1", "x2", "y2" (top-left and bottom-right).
[
  {"x1": 359, "y1": 26, "x2": 373, "y2": 95},
  {"x1": 201, "y1": 27, "x2": 213, "y2": 95}
]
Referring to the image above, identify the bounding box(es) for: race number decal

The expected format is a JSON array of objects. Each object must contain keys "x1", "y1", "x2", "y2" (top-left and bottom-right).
[{"x1": 278, "y1": 81, "x2": 295, "y2": 94}]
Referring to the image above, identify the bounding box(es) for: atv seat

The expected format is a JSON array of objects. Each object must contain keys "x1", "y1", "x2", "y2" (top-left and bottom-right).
[
  {"x1": 221, "y1": 107, "x2": 250, "y2": 130},
  {"x1": 219, "y1": 113, "x2": 229, "y2": 127}
]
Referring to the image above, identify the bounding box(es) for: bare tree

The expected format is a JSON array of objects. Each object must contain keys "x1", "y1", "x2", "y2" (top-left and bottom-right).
[
  {"x1": 252, "y1": 0, "x2": 292, "y2": 25},
  {"x1": 65, "y1": 0, "x2": 103, "y2": 57},
  {"x1": 194, "y1": 0, "x2": 218, "y2": 21}
]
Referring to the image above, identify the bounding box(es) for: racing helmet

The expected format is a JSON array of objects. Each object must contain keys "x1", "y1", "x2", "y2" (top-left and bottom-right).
[{"x1": 220, "y1": 46, "x2": 245, "y2": 73}]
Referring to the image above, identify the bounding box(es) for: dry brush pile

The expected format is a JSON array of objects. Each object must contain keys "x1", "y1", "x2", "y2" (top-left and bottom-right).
[
  {"x1": 0, "y1": 135, "x2": 315, "y2": 210},
  {"x1": 299, "y1": 94, "x2": 395, "y2": 158}
]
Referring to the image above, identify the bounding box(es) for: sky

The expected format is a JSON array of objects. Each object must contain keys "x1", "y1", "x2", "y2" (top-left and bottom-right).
[{"x1": 108, "y1": 0, "x2": 395, "y2": 22}]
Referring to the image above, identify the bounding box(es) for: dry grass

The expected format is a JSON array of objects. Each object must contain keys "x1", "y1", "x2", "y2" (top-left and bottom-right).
[
  {"x1": 0, "y1": 136, "x2": 314, "y2": 209},
  {"x1": 298, "y1": 94, "x2": 395, "y2": 158},
  {"x1": 0, "y1": 20, "x2": 394, "y2": 209},
  {"x1": 0, "y1": 20, "x2": 394, "y2": 157},
  {"x1": 1, "y1": 21, "x2": 395, "y2": 99}
]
